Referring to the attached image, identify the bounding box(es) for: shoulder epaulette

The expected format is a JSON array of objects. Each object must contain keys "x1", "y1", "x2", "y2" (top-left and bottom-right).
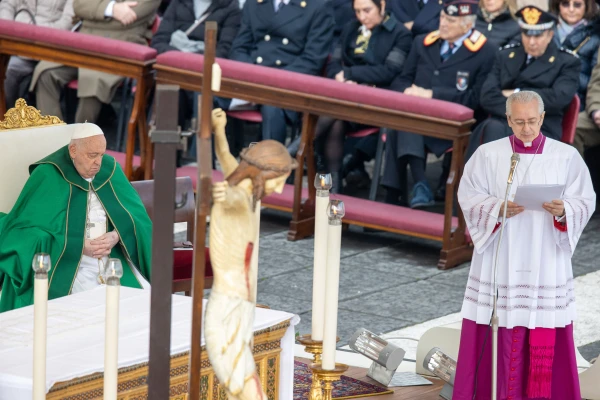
[
  {"x1": 500, "y1": 42, "x2": 521, "y2": 51},
  {"x1": 463, "y1": 30, "x2": 487, "y2": 52},
  {"x1": 424, "y1": 30, "x2": 440, "y2": 46},
  {"x1": 560, "y1": 47, "x2": 579, "y2": 58}
]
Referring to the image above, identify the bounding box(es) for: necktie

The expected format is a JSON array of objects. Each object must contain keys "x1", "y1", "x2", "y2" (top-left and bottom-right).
[
  {"x1": 441, "y1": 43, "x2": 455, "y2": 63},
  {"x1": 277, "y1": 0, "x2": 285, "y2": 12},
  {"x1": 417, "y1": 0, "x2": 425, "y2": 9}
]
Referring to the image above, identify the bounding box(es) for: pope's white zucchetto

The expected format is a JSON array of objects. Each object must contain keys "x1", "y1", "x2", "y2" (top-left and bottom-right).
[{"x1": 71, "y1": 123, "x2": 104, "y2": 140}]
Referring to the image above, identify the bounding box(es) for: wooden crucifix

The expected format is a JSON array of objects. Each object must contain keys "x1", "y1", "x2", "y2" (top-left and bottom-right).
[{"x1": 188, "y1": 21, "x2": 218, "y2": 400}]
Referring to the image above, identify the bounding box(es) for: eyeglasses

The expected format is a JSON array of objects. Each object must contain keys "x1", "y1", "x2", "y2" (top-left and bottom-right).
[
  {"x1": 560, "y1": 1, "x2": 585, "y2": 9},
  {"x1": 510, "y1": 117, "x2": 542, "y2": 128}
]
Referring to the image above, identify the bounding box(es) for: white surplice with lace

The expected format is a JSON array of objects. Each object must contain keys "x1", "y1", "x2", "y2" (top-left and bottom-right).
[{"x1": 458, "y1": 137, "x2": 596, "y2": 329}]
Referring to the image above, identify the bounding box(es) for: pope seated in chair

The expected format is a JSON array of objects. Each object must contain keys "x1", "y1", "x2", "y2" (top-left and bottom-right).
[{"x1": 0, "y1": 123, "x2": 152, "y2": 312}]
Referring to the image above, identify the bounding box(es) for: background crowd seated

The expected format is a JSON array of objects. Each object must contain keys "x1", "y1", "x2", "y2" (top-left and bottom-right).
[{"x1": 2, "y1": 0, "x2": 599, "y2": 212}]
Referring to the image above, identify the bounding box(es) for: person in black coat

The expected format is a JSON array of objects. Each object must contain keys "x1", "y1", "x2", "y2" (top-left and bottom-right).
[
  {"x1": 226, "y1": 0, "x2": 335, "y2": 144},
  {"x1": 466, "y1": 6, "x2": 581, "y2": 159},
  {"x1": 551, "y1": 0, "x2": 600, "y2": 110},
  {"x1": 475, "y1": 0, "x2": 520, "y2": 47},
  {"x1": 381, "y1": 0, "x2": 496, "y2": 208},
  {"x1": 331, "y1": 0, "x2": 356, "y2": 49},
  {"x1": 390, "y1": 0, "x2": 443, "y2": 36},
  {"x1": 288, "y1": 0, "x2": 412, "y2": 192},
  {"x1": 151, "y1": 0, "x2": 242, "y2": 130}
]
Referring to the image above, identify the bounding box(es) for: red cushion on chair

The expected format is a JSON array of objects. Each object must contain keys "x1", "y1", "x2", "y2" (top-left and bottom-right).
[
  {"x1": 346, "y1": 127, "x2": 379, "y2": 138},
  {"x1": 0, "y1": 20, "x2": 156, "y2": 62},
  {"x1": 226, "y1": 110, "x2": 263, "y2": 123},
  {"x1": 156, "y1": 52, "x2": 474, "y2": 122},
  {"x1": 173, "y1": 247, "x2": 213, "y2": 281}
]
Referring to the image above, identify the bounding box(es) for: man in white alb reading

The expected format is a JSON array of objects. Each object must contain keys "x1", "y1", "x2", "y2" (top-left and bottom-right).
[{"x1": 453, "y1": 91, "x2": 596, "y2": 399}]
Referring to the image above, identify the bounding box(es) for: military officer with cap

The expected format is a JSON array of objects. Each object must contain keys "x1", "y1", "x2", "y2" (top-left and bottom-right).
[
  {"x1": 227, "y1": 0, "x2": 335, "y2": 144},
  {"x1": 465, "y1": 5, "x2": 581, "y2": 159},
  {"x1": 381, "y1": 0, "x2": 496, "y2": 208}
]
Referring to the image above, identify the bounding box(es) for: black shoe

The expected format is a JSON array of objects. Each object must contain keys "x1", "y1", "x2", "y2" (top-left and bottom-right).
[
  {"x1": 435, "y1": 185, "x2": 446, "y2": 201},
  {"x1": 345, "y1": 168, "x2": 370, "y2": 190},
  {"x1": 287, "y1": 136, "x2": 301, "y2": 157},
  {"x1": 331, "y1": 171, "x2": 342, "y2": 194}
]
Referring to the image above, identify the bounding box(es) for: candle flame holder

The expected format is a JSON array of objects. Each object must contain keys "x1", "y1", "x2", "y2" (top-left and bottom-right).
[{"x1": 310, "y1": 363, "x2": 349, "y2": 400}]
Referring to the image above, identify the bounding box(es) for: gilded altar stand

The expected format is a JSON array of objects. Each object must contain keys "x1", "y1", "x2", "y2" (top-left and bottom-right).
[{"x1": 0, "y1": 287, "x2": 298, "y2": 399}]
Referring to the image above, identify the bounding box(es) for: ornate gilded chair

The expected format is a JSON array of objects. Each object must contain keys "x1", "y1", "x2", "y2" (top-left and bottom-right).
[{"x1": 0, "y1": 99, "x2": 69, "y2": 214}]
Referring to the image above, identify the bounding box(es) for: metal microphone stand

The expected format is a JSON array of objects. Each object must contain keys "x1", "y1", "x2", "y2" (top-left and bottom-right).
[{"x1": 491, "y1": 153, "x2": 519, "y2": 400}]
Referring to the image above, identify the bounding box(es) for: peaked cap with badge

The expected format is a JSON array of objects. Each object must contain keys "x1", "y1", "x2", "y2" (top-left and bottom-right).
[
  {"x1": 442, "y1": 0, "x2": 478, "y2": 17},
  {"x1": 465, "y1": 7, "x2": 582, "y2": 158},
  {"x1": 515, "y1": 5, "x2": 558, "y2": 36}
]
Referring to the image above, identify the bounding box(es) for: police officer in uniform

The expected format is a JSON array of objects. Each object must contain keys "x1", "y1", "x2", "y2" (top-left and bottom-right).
[
  {"x1": 227, "y1": 0, "x2": 335, "y2": 144},
  {"x1": 381, "y1": 0, "x2": 496, "y2": 208},
  {"x1": 466, "y1": 5, "x2": 581, "y2": 159},
  {"x1": 391, "y1": 0, "x2": 443, "y2": 37}
]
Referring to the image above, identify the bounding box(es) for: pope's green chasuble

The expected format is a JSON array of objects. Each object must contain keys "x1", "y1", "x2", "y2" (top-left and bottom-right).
[{"x1": 0, "y1": 146, "x2": 152, "y2": 312}]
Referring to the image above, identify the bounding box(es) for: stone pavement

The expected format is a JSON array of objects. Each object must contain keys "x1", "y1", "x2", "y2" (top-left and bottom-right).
[{"x1": 242, "y1": 208, "x2": 600, "y2": 362}]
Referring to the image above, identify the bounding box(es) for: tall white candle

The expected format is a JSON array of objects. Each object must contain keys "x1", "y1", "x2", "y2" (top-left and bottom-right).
[
  {"x1": 250, "y1": 200, "x2": 261, "y2": 303},
  {"x1": 312, "y1": 173, "x2": 332, "y2": 341},
  {"x1": 32, "y1": 253, "x2": 51, "y2": 400},
  {"x1": 104, "y1": 259, "x2": 123, "y2": 400},
  {"x1": 322, "y1": 200, "x2": 345, "y2": 370}
]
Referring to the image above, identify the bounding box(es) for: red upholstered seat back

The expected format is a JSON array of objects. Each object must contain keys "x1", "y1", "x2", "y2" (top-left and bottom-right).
[
  {"x1": 155, "y1": 52, "x2": 475, "y2": 122},
  {"x1": 0, "y1": 20, "x2": 157, "y2": 62},
  {"x1": 561, "y1": 95, "x2": 579, "y2": 145}
]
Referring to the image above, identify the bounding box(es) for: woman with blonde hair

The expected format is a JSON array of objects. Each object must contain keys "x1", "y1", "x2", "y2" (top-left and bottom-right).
[{"x1": 475, "y1": 0, "x2": 520, "y2": 47}]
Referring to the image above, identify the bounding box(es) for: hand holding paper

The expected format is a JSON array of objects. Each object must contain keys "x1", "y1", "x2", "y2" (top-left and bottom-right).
[{"x1": 513, "y1": 184, "x2": 565, "y2": 213}]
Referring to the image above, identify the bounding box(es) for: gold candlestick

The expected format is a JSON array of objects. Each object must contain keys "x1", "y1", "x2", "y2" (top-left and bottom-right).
[
  {"x1": 297, "y1": 335, "x2": 343, "y2": 400},
  {"x1": 310, "y1": 363, "x2": 349, "y2": 400},
  {"x1": 297, "y1": 334, "x2": 325, "y2": 400},
  {"x1": 297, "y1": 334, "x2": 323, "y2": 363}
]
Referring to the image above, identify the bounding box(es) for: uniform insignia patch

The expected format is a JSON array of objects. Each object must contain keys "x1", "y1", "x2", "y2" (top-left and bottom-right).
[
  {"x1": 463, "y1": 30, "x2": 487, "y2": 52},
  {"x1": 424, "y1": 31, "x2": 440, "y2": 46},
  {"x1": 456, "y1": 71, "x2": 469, "y2": 91},
  {"x1": 522, "y1": 7, "x2": 542, "y2": 25}
]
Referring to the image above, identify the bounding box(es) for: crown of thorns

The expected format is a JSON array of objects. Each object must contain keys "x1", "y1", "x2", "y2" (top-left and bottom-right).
[{"x1": 239, "y1": 147, "x2": 298, "y2": 173}]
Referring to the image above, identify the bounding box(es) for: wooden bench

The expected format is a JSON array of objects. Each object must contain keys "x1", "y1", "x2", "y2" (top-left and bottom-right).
[
  {"x1": 154, "y1": 52, "x2": 475, "y2": 269},
  {"x1": 0, "y1": 20, "x2": 156, "y2": 180}
]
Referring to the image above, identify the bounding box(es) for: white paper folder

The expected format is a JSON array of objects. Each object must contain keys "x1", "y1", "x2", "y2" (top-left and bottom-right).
[{"x1": 513, "y1": 184, "x2": 565, "y2": 212}]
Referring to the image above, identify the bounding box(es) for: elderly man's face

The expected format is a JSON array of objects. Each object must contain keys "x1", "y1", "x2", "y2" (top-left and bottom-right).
[
  {"x1": 439, "y1": 11, "x2": 472, "y2": 42},
  {"x1": 521, "y1": 30, "x2": 554, "y2": 58},
  {"x1": 68, "y1": 135, "x2": 107, "y2": 179},
  {"x1": 506, "y1": 100, "x2": 544, "y2": 143}
]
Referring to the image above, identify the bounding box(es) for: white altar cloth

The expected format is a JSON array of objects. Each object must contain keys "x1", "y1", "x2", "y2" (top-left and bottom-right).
[{"x1": 0, "y1": 287, "x2": 299, "y2": 399}]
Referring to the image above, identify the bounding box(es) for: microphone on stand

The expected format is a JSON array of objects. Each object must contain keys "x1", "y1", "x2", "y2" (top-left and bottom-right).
[
  {"x1": 490, "y1": 152, "x2": 520, "y2": 400},
  {"x1": 507, "y1": 153, "x2": 520, "y2": 184}
]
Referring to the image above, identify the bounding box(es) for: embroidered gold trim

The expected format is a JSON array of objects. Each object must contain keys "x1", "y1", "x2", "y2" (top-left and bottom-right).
[
  {"x1": 67, "y1": 182, "x2": 90, "y2": 294},
  {"x1": 0, "y1": 99, "x2": 64, "y2": 130},
  {"x1": 49, "y1": 185, "x2": 72, "y2": 288},
  {"x1": 95, "y1": 184, "x2": 143, "y2": 288}
]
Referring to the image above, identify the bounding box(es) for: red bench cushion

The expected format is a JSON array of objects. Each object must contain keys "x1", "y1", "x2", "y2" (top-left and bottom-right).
[
  {"x1": 175, "y1": 166, "x2": 470, "y2": 242},
  {"x1": 156, "y1": 52, "x2": 474, "y2": 122},
  {"x1": 106, "y1": 150, "x2": 141, "y2": 169},
  {"x1": 0, "y1": 20, "x2": 156, "y2": 62}
]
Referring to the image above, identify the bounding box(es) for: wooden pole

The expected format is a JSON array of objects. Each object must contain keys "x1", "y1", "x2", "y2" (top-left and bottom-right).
[
  {"x1": 147, "y1": 84, "x2": 180, "y2": 400},
  {"x1": 188, "y1": 22, "x2": 217, "y2": 400}
]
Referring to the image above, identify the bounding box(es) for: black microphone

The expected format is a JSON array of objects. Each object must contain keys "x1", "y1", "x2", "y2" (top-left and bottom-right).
[{"x1": 507, "y1": 153, "x2": 520, "y2": 184}]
